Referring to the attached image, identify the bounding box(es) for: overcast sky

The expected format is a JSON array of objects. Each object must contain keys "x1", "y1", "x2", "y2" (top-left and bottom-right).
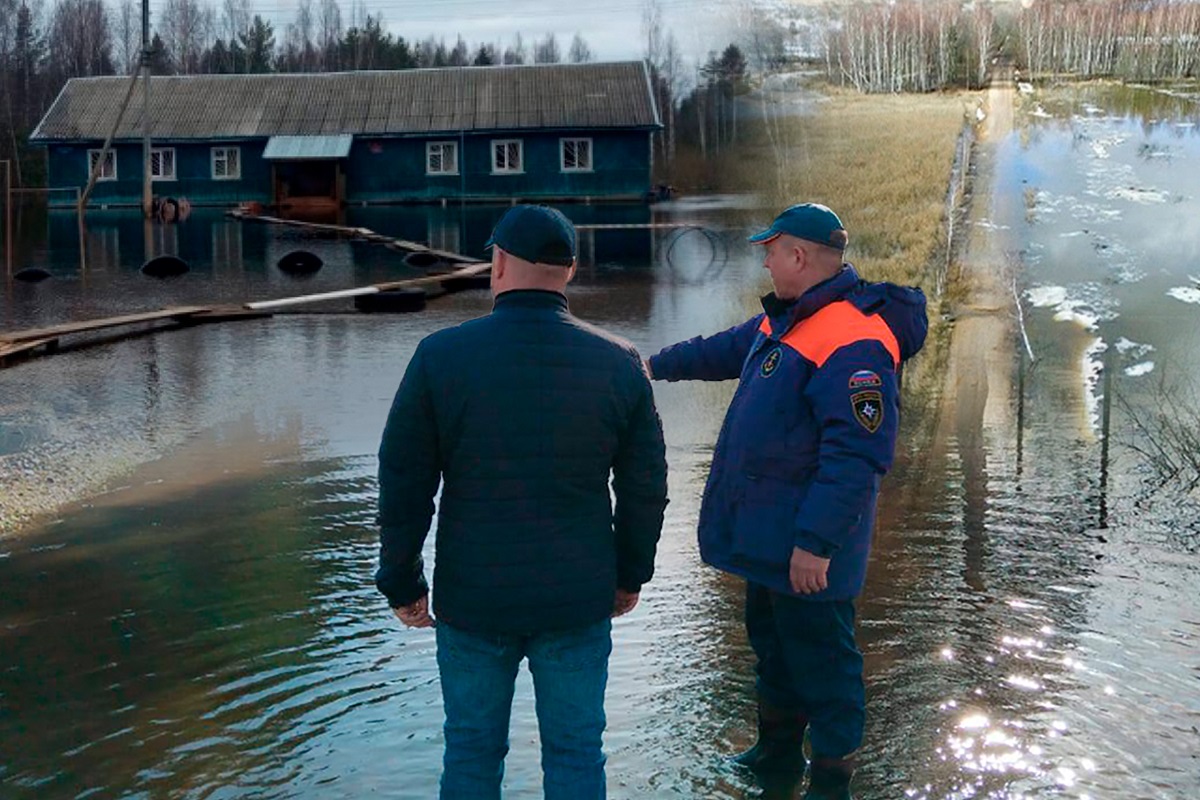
[{"x1": 152, "y1": 0, "x2": 741, "y2": 68}]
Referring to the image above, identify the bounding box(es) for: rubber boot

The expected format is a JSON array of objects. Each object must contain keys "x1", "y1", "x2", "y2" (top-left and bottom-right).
[
  {"x1": 729, "y1": 704, "x2": 808, "y2": 775},
  {"x1": 802, "y1": 756, "x2": 855, "y2": 800}
]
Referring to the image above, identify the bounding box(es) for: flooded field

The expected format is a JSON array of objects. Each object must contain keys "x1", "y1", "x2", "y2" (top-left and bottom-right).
[{"x1": 1, "y1": 83, "x2": 1199, "y2": 798}]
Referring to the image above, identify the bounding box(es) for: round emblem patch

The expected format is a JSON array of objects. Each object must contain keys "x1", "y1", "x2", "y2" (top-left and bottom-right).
[{"x1": 760, "y1": 346, "x2": 782, "y2": 378}]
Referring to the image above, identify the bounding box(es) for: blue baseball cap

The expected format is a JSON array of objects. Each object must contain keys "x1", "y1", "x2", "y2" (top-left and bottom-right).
[
  {"x1": 485, "y1": 205, "x2": 577, "y2": 266},
  {"x1": 748, "y1": 203, "x2": 848, "y2": 251}
]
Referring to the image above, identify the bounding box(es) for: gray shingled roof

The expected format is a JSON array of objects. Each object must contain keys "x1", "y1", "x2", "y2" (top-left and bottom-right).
[{"x1": 31, "y1": 61, "x2": 660, "y2": 142}]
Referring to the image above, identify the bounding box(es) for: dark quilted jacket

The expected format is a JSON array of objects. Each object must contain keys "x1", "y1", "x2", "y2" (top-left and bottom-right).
[{"x1": 376, "y1": 290, "x2": 668, "y2": 635}]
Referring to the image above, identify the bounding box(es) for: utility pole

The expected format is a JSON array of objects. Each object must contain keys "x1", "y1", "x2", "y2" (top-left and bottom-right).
[{"x1": 141, "y1": 0, "x2": 152, "y2": 217}]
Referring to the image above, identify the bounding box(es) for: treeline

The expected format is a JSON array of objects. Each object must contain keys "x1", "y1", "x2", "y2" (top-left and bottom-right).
[
  {"x1": 1016, "y1": 0, "x2": 1200, "y2": 81},
  {"x1": 818, "y1": 0, "x2": 1200, "y2": 94},
  {"x1": 0, "y1": 0, "x2": 596, "y2": 185}
]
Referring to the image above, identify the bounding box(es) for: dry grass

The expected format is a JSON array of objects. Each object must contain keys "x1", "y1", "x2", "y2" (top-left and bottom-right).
[{"x1": 675, "y1": 85, "x2": 981, "y2": 289}]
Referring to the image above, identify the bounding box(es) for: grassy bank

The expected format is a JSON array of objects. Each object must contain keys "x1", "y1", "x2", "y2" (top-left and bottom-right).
[{"x1": 672, "y1": 85, "x2": 981, "y2": 290}]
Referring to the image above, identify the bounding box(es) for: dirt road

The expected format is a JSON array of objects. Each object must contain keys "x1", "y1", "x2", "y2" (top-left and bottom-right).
[{"x1": 938, "y1": 70, "x2": 1020, "y2": 459}]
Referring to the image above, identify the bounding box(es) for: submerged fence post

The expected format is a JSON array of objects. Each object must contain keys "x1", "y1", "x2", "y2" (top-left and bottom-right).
[
  {"x1": 3, "y1": 159, "x2": 11, "y2": 280},
  {"x1": 1099, "y1": 339, "x2": 1113, "y2": 530}
]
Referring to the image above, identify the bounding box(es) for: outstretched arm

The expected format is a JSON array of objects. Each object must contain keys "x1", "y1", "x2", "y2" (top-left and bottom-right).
[{"x1": 647, "y1": 315, "x2": 763, "y2": 382}]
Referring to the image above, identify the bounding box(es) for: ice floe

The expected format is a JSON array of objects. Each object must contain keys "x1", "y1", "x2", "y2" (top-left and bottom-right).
[
  {"x1": 1167, "y1": 286, "x2": 1200, "y2": 304},
  {"x1": 1108, "y1": 186, "x2": 1169, "y2": 204},
  {"x1": 1115, "y1": 337, "x2": 1155, "y2": 358},
  {"x1": 1025, "y1": 284, "x2": 1119, "y2": 330},
  {"x1": 1083, "y1": 338, "x2": 1107, "y2": 432}
]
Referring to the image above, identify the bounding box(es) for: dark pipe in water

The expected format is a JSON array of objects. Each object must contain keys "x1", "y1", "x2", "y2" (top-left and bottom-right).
[
  {"x1": 141, "y1": 256, "x2": 190, "y2": 278},
  {"x1": 440, "y1": 274, "x2": 491, "y2": 293},
  {"x1": 404, "y1": 251, "x2": 443, "y2": 269},
  {"x1": 277, "y1": 250, "x2": 323, "y2": 275},
  {"x1": 354, "y1": 289, "x2": 427, "y2": 313},
  {"x1": 13, "y1": 268, "x2": 52, "y2": 283}
]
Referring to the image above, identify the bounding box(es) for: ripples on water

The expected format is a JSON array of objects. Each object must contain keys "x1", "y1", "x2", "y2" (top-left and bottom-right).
[{"x1": 1, "y1": 170, "x2": 1199, "y2": 798}]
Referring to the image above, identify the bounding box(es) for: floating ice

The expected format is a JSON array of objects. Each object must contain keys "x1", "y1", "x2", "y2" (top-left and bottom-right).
[
  {"x1": 1083, "y1": 338, "x2": 1107, "y2": 432},
  {"x1": 1125, "y1": 362, "x2": 1155, "y2": 377},
  {"x1": 1109, "y1": 186, "x2": 1169, "y2": 204},
  {"x1": 1026, "y1": 285, "x2": 1068, "y2": 307},
  {"x1": 1167, "y1": 287, "x2": 1200, "y2": 304},
  {"x1": 1115, "y1": 337, "x2": 1154, "y2": 357}
]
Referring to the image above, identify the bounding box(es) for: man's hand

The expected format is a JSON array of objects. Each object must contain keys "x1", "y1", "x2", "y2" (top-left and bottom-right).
[
  {"x1": 612, "y1": 589, "x2": 640, "y2": 617},
  {"x1": 393, "y1": 595, "x2": 435, "y2": 628},
  {"x1": 789, "y1": 547, "x2": 830, "y2": 595}
]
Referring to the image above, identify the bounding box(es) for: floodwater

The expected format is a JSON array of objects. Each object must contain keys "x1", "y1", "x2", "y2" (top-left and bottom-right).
[{"x1": 1, "y1": 85, "x2": 1199, "y2": 798}]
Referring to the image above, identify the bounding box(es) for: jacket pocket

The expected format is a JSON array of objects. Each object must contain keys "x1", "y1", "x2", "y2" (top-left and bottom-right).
[{"x1": 729, "y1": 458, "x2": 813, "y2": 571}]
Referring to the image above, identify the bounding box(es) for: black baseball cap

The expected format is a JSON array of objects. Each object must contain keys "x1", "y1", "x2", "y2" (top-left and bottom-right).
[{"x1": 485, "y1": 205, "x2": 577, "y2": 266}]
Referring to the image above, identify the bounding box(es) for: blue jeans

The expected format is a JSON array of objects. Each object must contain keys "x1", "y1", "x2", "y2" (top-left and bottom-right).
[
  {"x1": 436, "y1": 618, "x2": 612, "y2": 800},
  {"x1": 745, "y1": 582, "x2": 865, "y2": 759}
]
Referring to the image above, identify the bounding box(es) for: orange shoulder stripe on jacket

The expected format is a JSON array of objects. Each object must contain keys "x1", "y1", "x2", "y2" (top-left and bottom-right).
[
  {"x1": 778, "y1": 301, "x2": 900, "y2": 368},
  {"x1": 758, "y1": 316, "x2": 772, "y2": 336}
]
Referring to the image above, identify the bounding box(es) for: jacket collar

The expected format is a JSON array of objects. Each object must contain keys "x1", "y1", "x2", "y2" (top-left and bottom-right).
[
  {"x1": 761, "y1": 265, "x2": 860, "y2": 336},
  {"x1": 492, "y1": 289, "x2": 570, "y2": 313}
]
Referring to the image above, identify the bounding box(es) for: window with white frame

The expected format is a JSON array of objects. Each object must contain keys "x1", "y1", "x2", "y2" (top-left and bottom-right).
[
  {"x1": 212, "y1": 147, "x2": 241, "y2": 180},
  {"x1": 150, "y1": 148, "x2": 176, "y2": 180},
  {"x1": 491, "y1": 139, "x2": 523, "y2": 174},
  {"x1": 561, "y1": 138, "x2": 592, "y2": 172},
  {"x1": 87, "y1": 149, "x2": 116, "y2": 181},
  {"x1": 426, "y1": 141, "x2": 459, "y2": 175}
]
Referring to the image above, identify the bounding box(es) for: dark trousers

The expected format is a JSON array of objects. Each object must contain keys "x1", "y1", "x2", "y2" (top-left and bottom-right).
[{"x1": 745, "y1": 581, "x2": 865, "y2": 760}]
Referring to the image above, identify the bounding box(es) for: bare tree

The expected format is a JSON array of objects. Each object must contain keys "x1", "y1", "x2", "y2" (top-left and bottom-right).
[
  {"x1": 533, "y1": 33, "x2": 560, "y2": 63},
  {"x1": 159, "y1": 0, "x2": 214, "y2": 74},
  {"x1": 568, "y1": 33, "x2": 592, "y2": 63},
  {"x1": 318, "y1": 0, "x2": 341, "y2": 70},
  {"x1": 503, "y1": 32, "x2": 527, "y2": 65},
  {"x1": 280, "y1": 0, "x2": 315, "y2": 71},
  {"x1": 47, "y1": 0, "x2": 114, "y2": 79},
  {"x1": 448, "y1": 34, "x2": 469, "y2": 66},
  {"x1": 220, "y1": 0, "x2": 250, "y2": 71},
  {"x1": 113, "y1": 0, "x2": 139, "y2": 73}
]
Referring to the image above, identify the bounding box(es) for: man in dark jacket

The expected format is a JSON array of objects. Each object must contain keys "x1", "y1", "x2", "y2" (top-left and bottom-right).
[
  {"x1": 646, "y1": 203, "x2": 927, "y2": 800},
  {"x1": 376, "y1": 204, "x2": 668, "y2": 800}
]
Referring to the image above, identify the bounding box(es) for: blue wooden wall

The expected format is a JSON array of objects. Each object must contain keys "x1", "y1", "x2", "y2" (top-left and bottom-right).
[
  {"x1": 46, "y1": 141, "x2": 271, "y2": 206},
  {"x1": 44, "y1": 129, "x2": 653, "y2": 207}
]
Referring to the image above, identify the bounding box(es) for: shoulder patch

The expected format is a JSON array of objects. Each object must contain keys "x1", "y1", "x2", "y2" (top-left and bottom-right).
[
  {"x1": 760, "y1": 346, "x2": 782, "y2": 378},
  {"x1": 851, "y1": 390, "x2": 883, "y2": 433},
  {"x1": 849, "y1": 369, "x2": 882, "y2": 389}
]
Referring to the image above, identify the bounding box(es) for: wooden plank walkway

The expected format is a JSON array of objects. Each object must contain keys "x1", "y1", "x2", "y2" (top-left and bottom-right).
[
  {"x1": 0, "y1": 306, "x2": 212, "y2": 344},
  {"x1": 0, "y1": 261, "x2": 491, "y2": 370},
  {"x1": 228, "y1": 211, "x2": 484, "y2": 265}
]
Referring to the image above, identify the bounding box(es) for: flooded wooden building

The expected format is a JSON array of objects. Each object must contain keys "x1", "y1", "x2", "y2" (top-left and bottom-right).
[{"x1": 29, "y1": 61, "x2": 661, "y2": 211}]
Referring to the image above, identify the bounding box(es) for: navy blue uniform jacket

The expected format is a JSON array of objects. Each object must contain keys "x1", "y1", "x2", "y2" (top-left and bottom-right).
[
  {"x1": 648, "y1": 266, "x2": 927, "y2": 600},
  {"x1": 376, "y1": 290, "x2": 668, "y2": 634}
]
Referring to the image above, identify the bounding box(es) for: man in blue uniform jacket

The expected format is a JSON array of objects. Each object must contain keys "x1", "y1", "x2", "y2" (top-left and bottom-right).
[{"x1": 646, "y1": 203, "x2": 927, "y2": 800}]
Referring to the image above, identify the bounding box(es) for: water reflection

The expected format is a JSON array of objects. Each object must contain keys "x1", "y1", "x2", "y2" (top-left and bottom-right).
[
  {"x1": 2, "y1": 93, "x2": 1199, "y2": 798},
  {"x1": 2, "y1": 203, "x2": 669, "y2": 333}
]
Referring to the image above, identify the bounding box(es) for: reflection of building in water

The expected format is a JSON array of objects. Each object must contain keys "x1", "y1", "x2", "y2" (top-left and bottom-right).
[
  {"x1": 85, "y1": 226, "x2": 120, "y2": 271},
  {"x1": 425, "y1": 210, "x2": 461, "y2": 255},
  {"x1": 347, "y1": 203, "x2": 654, "y2": 269},
  {"x1": 211, "y1": 220, "x2": 244, "y2": 274},
  {"x1": 151, "y1": 223, "x2": 179, "y2": 258}
]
